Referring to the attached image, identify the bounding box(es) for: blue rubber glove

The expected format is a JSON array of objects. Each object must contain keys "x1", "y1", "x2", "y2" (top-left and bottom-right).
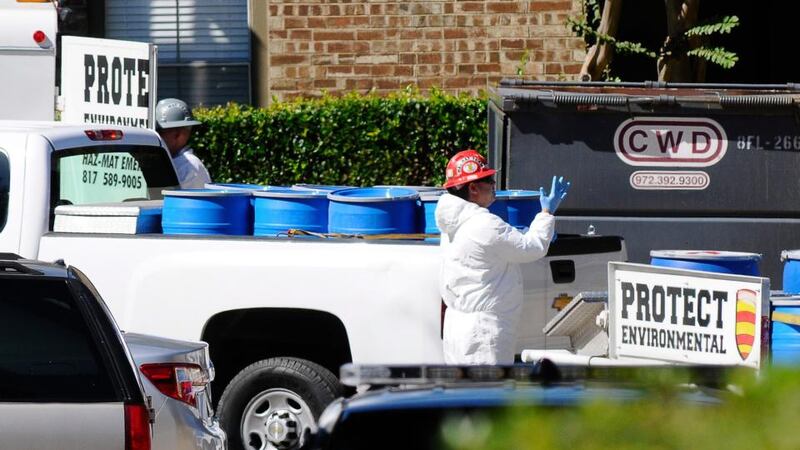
[{"x1": 539, "y1": 176, "x2": 571, "y2": 213}]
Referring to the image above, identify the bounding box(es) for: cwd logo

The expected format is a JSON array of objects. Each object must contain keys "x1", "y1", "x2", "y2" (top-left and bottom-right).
[{"x1": 614, "y1": 117, "x2": 728, "y2": 167}]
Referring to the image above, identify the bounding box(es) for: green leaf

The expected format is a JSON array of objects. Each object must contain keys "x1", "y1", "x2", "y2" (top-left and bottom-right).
[
  {"x1": 685, "y1": 16, "x2": 740, "y2": 37},
  {"x1": 567, "y1": 19, "x2": 656, "y2": 59},
  {"x1": 687, "y1": 46, "x2": 739, "y2": 69}
]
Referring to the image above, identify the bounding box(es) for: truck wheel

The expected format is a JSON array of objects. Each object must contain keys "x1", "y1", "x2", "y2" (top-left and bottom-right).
[{"x1": 218, "y1": 357, "x2": 343, "y2": 450}]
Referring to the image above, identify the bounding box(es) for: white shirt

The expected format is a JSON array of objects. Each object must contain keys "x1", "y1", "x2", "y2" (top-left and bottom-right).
[{"x1": 172, "y1": 147, "x2": 211, "y2": 189}]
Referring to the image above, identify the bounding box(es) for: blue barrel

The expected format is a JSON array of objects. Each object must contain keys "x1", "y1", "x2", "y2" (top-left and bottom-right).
[
  {"x1": 773, "y1": 250, "x2": 800, "y2": 365},
  {"x1": 252, "y1": 188, "x2": 329, "y2": 236},
  {"x1": 419, "y1": 190, "x2": 445, "y2": 235},
  {"x1": 649, "y1": 250, "x2": 762, "y2": 276},
  {"x1": 293, "y1": 184, "x2": 355, "y2": 191},
  {"x1": 204, "y1": 183, "x2": 276, "y2": 234},
  {"x1": 328, "y1": 187, "x2": 419, "y2": 235},
  {"x1": 771, "y1": 298, "x2": 800, "y2": 365},
  {"x1": 505, "y1": 190, "x2": 541, "y2": 229},
  {"x1": 375, "y1": 186, "x2": 445, "y2": 237},
  {"x1": 162, "y1": 189, "x2": 250, "y2": 235},
  {"x1": 782, "y1": 250, "x2": 800, "y2": 294},
  {"x1": 488, "y1": 190, "x2": 541, "y2": 229},
  {"x1": 488, "y1": 191, "x2": 510, "y2": 222}
]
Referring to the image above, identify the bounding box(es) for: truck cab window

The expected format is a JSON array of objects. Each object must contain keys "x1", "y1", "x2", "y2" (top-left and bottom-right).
[
  {"x1": 0, "y1": 151, "x2": 8, "y2": 233},
  {"x1": 51, "y1": 145, "x2": 179, "y2": 210}
]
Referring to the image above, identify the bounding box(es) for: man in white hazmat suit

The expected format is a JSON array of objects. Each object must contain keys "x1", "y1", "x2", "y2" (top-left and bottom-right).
[{"x1": 436, "y1": 149, "x2": 571, "y2": 364}]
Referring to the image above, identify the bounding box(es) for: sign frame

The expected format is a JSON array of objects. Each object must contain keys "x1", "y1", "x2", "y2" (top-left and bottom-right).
[
  {"x1": 607, "y1": 262, "x2": 769, "y2": 368},
  {"x1": 61, "y1": 36, "x2": 158, "y2": 129}
]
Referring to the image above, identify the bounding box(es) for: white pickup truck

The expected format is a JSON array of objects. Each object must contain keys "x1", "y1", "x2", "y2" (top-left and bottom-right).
[{"x1": 0, "y1": 121, "x2": 626, "y2": 450}]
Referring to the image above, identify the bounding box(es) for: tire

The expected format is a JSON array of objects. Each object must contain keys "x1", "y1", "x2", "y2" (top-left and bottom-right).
[{"x1": 218, "y1": 357, "x2": 344, "y2": 450}]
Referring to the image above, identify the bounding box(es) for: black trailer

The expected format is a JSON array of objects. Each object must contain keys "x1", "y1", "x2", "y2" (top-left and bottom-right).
[{"x1": 488, "y1": 80, "x2": 800, "y2": 286}]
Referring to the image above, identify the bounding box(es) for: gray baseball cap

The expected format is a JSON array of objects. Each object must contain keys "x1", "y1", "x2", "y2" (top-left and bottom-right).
[{"x1": 155, "y1": 98, "x2": 202, "y2": 129}]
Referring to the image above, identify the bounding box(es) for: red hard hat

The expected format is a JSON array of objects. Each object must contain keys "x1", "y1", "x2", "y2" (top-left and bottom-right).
[{"x1": 443, "y1": 150, "x2": 497, "y2": 189}]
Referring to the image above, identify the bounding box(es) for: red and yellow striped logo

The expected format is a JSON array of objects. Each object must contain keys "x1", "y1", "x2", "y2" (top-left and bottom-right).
[{"x1": 736, "y1": 289, "x2": 757, "y2": 361}]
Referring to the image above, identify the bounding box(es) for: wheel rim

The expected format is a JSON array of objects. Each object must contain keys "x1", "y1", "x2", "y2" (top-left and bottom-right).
[{"x1": 241, "y1": 388, "x2": 317, "y2": 450}]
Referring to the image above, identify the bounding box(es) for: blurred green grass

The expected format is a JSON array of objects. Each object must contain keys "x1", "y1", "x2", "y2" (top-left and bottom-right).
[{"x1": 441, "y1": 367, "x2": 800, "y2": 450}]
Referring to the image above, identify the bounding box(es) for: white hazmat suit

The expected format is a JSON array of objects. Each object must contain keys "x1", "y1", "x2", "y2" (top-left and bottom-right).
[{"x1": 436, "y1": 193, "x2": 555, "y2": 364}]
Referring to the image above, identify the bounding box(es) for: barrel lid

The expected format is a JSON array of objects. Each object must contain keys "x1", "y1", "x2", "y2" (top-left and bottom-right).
[
  {"x1": 781, "y1": 250, "x2": 800, "y2": 261},
  {"x1": 293, "y1": 184, "x2": 355, "y2": 191},
  {"x1": 650, "y1": 250, "x2": 762, "y2": 261},
  {"x1": 419, "y1": 190, "x2": 446, "y2": 201},
  {"x1": 328, "y1": 187, "x2": 420, "y2": 203},
  {"x1": 162, "y1": 188, "x2": 251, "y2": 197},
  {"x1": 375, "y1": 185, "x2": 444, "y2": 193},
  {"x1": 204, "y1": 183, "x2": 274, "y2": 191},
  {"x1": 495, "y1": 189, "x2": 540, "y2": 199},
  {"x1": 771, "y1": 295, "x2": 800, "y2": 306},
  {"x1": 253, "y1": 187, "x2": 329, "y2": 199}
]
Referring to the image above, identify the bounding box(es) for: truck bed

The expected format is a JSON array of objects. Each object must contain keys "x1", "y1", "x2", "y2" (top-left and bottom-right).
[{"x1": 38, "y1": 232, "x2": 625, "y2": 363}]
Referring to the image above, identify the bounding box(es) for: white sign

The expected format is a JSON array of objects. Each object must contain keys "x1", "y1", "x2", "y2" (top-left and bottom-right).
[
  {"x1": 608, "y1": 262, "x2": 768, "y2": 368},
  {"x1": 61, "y1": 36, "x2": 157, "y2": 129},
  {"x1": 614, "y1": 117, "x2": 728, "y2": 167}
]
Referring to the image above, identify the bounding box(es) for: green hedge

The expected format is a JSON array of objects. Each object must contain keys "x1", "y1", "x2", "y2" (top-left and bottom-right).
[
  {"x1": 443, "y1": 367, "x2": 798, "y2": 450},
  {"x1": 190, "y1": 89, "x2": 487, "y2": 187}
]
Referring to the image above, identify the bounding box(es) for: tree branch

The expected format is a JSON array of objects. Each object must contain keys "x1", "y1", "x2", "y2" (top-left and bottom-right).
[
  {"x1": 579, "y1": 0, "x2": 623, "y2": 81},
  {"x1": 658, "y1": 0, "x2": 700, "y2": 81}
]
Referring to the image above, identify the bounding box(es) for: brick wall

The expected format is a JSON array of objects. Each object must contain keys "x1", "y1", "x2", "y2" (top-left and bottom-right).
[{"x1": 253, "y1": 0, "x2": 586, "y2": 103}]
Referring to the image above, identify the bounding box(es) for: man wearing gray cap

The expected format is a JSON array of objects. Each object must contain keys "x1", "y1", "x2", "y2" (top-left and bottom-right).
[{"x1": 155, "y1": 98, "x2": 211, "y2": 189}]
